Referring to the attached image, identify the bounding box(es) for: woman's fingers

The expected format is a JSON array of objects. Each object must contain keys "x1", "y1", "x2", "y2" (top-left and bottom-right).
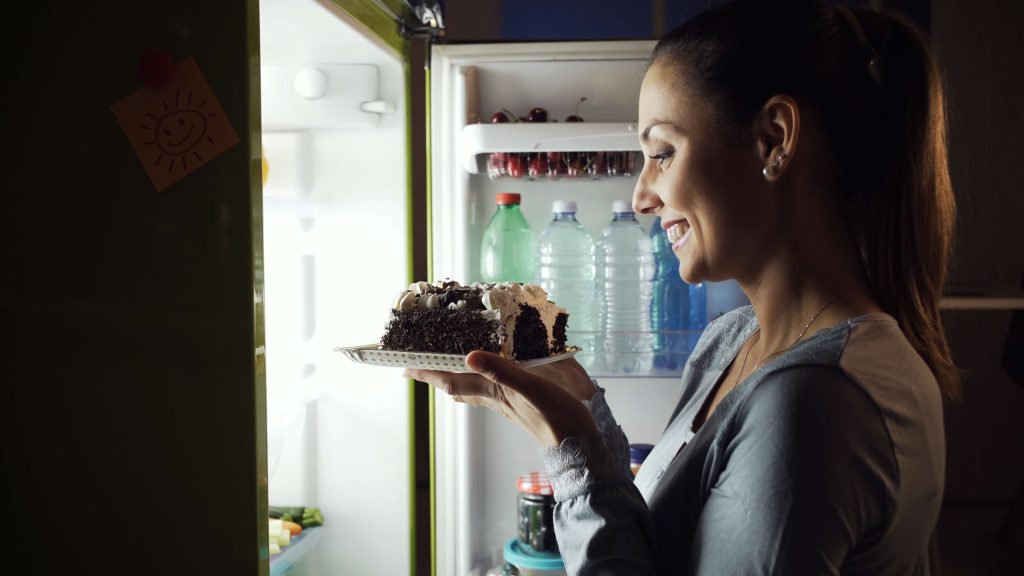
[{"x1": 401, "y1": 368, "x2": 496, "y2": 405}]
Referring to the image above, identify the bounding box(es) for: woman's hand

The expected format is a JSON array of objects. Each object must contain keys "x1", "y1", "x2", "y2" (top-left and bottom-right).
[{"x1": 403, "y1": 351, "x2": 598, "y2": 447}]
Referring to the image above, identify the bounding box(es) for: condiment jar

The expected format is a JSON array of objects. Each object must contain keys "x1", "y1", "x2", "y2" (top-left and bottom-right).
[
  {"x1": 516, "y1": 472, "x2": 557, "y2": 553},
  {"x1": 630, "y1": 443, "x2": 654, "y2": 477}
]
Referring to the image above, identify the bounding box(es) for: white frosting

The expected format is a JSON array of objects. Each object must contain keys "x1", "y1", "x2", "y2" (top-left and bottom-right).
[
  {"x1": 409, "y1": 281, "x2": 431, "y2": 295},
  {"x1": 395, "y1": 291, "x2": 417, "y2": 311},
  {"x1": 420, "y1": 293, "x2": 440, "y2": 309},
  {"x1": 482, "y1": 282, "x2": 564, "y2": 358}
]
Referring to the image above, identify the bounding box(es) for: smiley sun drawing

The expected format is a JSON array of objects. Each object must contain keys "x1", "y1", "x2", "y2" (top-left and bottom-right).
[{"x1": 138, "y1": 89, "x2": 216, "y2": 174}]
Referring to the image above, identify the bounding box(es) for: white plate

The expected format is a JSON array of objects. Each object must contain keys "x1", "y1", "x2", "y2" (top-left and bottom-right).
[{"x1": 335, "y1": 344, "x2": 580, "y2": 373}]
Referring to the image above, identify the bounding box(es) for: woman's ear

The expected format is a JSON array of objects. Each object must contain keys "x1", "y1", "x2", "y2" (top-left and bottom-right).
[{"x1": 756, "y1": 95, "x2": 800, "y2": 182}]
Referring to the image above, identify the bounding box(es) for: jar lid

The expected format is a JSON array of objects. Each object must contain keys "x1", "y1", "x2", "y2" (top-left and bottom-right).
[
  {"x1": 504, "y1": 538, "x2": 564, "y2": 570},
  {"x1": 517, "y1": 472, "x2": 553, "y2": 496},
  {"x1": 496, "y1": 192, "x2": 522, "y2": 205},
  {"x1": 630, "y1": 443, "x2": 655, "y2": 465}
]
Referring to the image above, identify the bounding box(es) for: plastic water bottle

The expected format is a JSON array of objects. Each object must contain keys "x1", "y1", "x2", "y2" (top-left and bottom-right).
[
  {"x1": 649, "y1": 216, "x2": 691, "y2": 372},
  {"x1": 536, "y1": 200, "x2": 595, "y2": 369},
  {"x1": 481, "y1": 193, "x2": 536, "y2": 283},
  {"x1": 595, "y1": 200, "x2": 655, "y2": 374}
]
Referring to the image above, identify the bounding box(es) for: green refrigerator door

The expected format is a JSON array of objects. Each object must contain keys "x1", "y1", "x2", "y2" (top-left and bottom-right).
[{"x1": 0, "y1": 0, "x2": 268, "y2": 573}]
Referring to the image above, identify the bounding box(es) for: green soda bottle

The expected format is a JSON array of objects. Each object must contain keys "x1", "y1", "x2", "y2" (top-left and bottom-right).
[{"x1": 480, "y1": 193, "x2": 536, "y2": 283}]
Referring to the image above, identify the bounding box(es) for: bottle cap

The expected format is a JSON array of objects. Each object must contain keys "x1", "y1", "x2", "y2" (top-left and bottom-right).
[
  {"x1": 496, "y1": 192, "x2": 522, "y2": 205},
  {"x1": 612, "y1": 199, "x2": 633, "y2": 214},
  {"x1": 551, "y1": 200, "x2": 577, "y2": 213}
]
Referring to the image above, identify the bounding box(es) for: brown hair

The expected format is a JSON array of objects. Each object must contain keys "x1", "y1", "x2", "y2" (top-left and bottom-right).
[{"x1": 653, "y1": 0, "x2": 959, "y2": 396}]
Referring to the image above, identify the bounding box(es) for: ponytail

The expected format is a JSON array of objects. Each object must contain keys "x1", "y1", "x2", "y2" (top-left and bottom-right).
[{"x1": 834, "y1": 6, "x2": 959, "y2": 397}]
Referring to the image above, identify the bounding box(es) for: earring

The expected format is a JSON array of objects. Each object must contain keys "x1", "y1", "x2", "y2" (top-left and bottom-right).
[{"x1": 762, "y1": 152, "x2": 787, "y2": 178}]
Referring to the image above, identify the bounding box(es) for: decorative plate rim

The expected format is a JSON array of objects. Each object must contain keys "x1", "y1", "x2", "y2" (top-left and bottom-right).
[{"x1": 334, "y1": 343, "x2": 581, "y2": 372}]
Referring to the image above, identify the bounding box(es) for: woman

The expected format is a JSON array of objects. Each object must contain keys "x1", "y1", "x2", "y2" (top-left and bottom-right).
[{"x1": 406, "y1": 0, "x2": 957, "y2": 573}]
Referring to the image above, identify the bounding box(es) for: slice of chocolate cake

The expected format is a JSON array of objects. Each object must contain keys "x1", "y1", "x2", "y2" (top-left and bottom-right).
[{"x1": 380, "y1": 280, "x2": 569, "y2": 361}]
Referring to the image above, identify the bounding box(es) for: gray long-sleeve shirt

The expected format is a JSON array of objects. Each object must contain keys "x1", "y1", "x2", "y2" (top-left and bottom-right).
[{"x1": 542, "y1": 306, "x2": 945, "y2": 575}]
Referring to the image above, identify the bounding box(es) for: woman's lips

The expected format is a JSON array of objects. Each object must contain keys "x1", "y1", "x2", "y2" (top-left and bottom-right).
[{"x1": 664, "y1": 219, "x2": 691, "y2": 249}]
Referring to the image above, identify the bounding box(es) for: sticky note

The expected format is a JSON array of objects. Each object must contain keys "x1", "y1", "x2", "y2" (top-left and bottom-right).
[{"x1": 112, "y1": 56, "x2": 240, "y2": 192}]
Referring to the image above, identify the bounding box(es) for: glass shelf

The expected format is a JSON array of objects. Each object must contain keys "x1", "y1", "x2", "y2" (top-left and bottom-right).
[
  {"x1": 269, "y1": 527, "x2": 321, "y2": 576},
  {"x1": 567, "y1": 329, "x2": 702, "y2": 378}
]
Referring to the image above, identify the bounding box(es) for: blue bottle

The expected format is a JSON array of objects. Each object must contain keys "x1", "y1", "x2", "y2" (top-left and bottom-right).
[{"x1": 649, "y1": 216, "x2": 692, "y2": 371}]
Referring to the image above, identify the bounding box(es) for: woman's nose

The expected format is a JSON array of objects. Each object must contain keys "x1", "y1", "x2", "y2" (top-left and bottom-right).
[{"x1": 632, "y1": 163, "x2": 662, "y2": 215}]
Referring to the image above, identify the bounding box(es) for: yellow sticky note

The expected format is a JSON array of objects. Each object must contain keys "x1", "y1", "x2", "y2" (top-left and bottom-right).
[{"x1": 112, "y1": 56, "x2": 240, "y2": 192}]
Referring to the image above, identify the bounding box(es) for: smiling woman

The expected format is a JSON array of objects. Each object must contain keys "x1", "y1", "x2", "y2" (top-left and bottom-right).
[{"x1": 414, "y1": 0, "x2": 957, "y2": 574}]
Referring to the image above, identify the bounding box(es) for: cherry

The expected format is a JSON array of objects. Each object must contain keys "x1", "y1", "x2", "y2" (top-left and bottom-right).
[
  {"x1": 507, "y1": 154, "x2": 525, "y2": 178},
  {"x1": 565, "y1": 97, "x2": 587, "y2": 122},
  {"x1": 526, "y1": 107, "x2": 548, "y2": 122},
  {"x1": 491, "y1": 108, "x2": 521, "y2": 123}
]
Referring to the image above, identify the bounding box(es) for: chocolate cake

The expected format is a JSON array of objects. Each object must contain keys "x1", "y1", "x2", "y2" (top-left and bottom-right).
[{"x1": 380, "y1": 280, "x2": 569, "y2": 360}]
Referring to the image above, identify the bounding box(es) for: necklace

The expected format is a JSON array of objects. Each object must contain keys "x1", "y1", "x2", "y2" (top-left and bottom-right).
[{"x1": 734, "y1": 296, "x2": 841, "y2": 386}]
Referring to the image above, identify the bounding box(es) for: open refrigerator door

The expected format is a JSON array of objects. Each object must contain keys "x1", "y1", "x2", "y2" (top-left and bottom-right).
[
  {"x1": 259, "y1": 0, "x2": 413, "y2": 573},
  {"x1": 429, "y1": 41, "x2": 749, "y2": 575}
]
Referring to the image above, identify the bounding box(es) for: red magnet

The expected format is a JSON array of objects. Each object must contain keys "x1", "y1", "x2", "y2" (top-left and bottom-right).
[{"x1": 137, "y1": 49, "x2": 174, "y2": 88}]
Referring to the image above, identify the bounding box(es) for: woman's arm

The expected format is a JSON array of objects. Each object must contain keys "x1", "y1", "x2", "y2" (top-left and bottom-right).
[{"x1": 543, "y1": 388, "x2": 660, "y2": 575}]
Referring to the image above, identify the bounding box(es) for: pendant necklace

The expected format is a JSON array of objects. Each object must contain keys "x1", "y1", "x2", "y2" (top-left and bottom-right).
[{"x1": 734, "y1": 296, "x2": 841, "y2": 386}]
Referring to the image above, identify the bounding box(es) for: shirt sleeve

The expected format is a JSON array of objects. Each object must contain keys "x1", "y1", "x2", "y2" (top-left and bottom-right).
[
  {"x1": 690, "y1": 365, "x2": 896, "y2": 575},
  {"x1": 541, "y1": 385, "x2": 660, "y2": 575}
]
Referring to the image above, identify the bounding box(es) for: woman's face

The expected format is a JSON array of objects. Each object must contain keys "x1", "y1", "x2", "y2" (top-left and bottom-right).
[{"x1": 634, "y1": 60, "x2": 771, "y2": 284}]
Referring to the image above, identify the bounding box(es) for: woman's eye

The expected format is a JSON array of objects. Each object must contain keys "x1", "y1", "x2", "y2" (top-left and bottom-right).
[{"x1": 648, "y1": 150, "x2": 674, "y2": 166}]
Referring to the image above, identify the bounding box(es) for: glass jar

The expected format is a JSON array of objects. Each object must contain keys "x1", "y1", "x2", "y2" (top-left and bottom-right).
[
  {"x1": 630, "y1": 443, "x2": 654, "y2": 477},
  {"x1": 516, "y1": 472, "x2": 557, "y2": 553}
]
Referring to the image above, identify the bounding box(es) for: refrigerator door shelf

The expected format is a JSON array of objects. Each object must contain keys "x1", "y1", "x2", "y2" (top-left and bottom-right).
[{"x1": 460, "y1": 122, "x2": 641, "y2": 173}]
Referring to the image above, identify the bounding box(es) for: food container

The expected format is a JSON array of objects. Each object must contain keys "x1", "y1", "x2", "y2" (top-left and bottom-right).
[
  {"x1": 517, "y1": 472, "x2": 557, "y2": 553},
  {"x1": 504, "y1": 538, "x2": 566, "y2": 576},
  {"x1": 487, "y1": 151, "x2": 638, "y2": 180},
  {"x1": 630, "y1": 443, "x2": 654, "y2": 477}
]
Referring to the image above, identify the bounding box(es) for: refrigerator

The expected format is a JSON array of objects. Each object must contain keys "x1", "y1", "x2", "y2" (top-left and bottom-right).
[{"x1": 259, "y1": 3, "x2": 749, "y2": 574}]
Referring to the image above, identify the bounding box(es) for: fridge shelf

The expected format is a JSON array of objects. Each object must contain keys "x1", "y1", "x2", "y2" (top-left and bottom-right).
[
  {"x1": 269, "y1": 526, "x2": 320, "y2": 576},
  {"x1": 567, "y1": 329, "x2": 702, "y2": 378},
  {"x1": 460, "y1": 122, "x2": 641, "y2": 174}
]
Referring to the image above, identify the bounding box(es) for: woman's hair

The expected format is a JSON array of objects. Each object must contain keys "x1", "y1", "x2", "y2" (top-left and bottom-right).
[{"x1": 653, "y1": 0, "x2": 959, "y2": 396}]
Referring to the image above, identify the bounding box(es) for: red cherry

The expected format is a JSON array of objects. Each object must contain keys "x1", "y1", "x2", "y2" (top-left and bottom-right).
[
  {"x1": 491, "y1": 111, "x2": 509, "y2": 123},
  {"x1": 565, "y1": 97, "x2": 587, "y2": 123},
  {"x1": 507, "y1": 155, "x2": 525, "y2": 178},
  {"x1": 526, "y1": 107, "x2": 548, "y2": 122},
  {"x1": 529, "y1": 153, "x2": 550, "y2": 178}
]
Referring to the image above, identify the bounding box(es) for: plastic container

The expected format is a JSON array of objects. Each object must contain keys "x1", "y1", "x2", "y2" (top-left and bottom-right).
[
  {"x1": 480, "y1": 193, "x2": 537, "y2": 283},
  {"x1": 536, "y1": 200, "x2": 596, "y2": 369},
  {"x1": 503, "y1": 538, "x2": 566, "y2": 576},
  {"x1": 517, "y1": 473, "x2": 557, "y2": 554},
  {"x1": 649, "y1": 216, "x2": 692, "y2": 371},
  {"x1": 630, "y1": 443, "x2": 655, "y2": 477},
  {"x1": 595, "y1": 200, "x2": 655, "y2": 374}
]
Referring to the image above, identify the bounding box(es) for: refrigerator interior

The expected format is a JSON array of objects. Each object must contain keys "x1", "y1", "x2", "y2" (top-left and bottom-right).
[
  {"x1": 430, "y1": 41, "x2": 749, "y2": 574},
  {"x1": 260, "y1": 0, "x2": 410, "y2": 573}
]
